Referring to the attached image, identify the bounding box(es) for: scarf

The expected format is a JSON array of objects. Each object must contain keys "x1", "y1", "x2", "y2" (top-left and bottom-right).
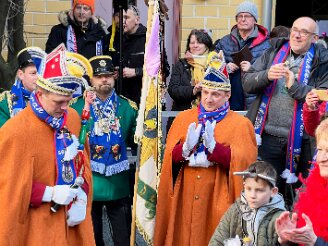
[
  {"x1": 254, "y1": 42, "x2": 315, "y2": 183},
  {"x1": 89, "y1": 91, "x2": 129, "y2": 176},
  {"x1": 192, "y1": 102, "x2": 229, "y2": 160},
  {"x1": 294, "y1": 164, "x2": 328, "y2": 242},
  {"x1": 10, "y1": 79, "x2": 31, "y2": 117},
  {"x1": 67, "y1": 25, "x2": 103, "y2": 55},
  {"x1": 30, "y1": 92, "x2": 79, "y2": 185},
  {"x1": 186, "y1": 54, "x2": 208, "y2": 86},
  {"x1": 240, "y1": 192, "x2": 285, "y2": 246},
  {"x1": 109, "y1": 18, "x2": 116, "y2": 52}
]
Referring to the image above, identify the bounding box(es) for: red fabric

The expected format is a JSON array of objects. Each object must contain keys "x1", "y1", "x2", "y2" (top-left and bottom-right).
[
  {"x1": 81, "y1": 181, "x2": 89, "y2": 195},
  {"x1": 172, "y1": 143, "x2": 185, "y2": 163},
  {"x1": 207, "y1": 143, "x2": 231, "y2": 169},
  {"x1": 294, "y1": 164, "x2": 328, "y2": 242},
  {"x1": 30, "y1": 182, "x2": 46, "y2": 208},
  {"x1": 303, "y1": 102, "x2": 326, "y2": 136}
]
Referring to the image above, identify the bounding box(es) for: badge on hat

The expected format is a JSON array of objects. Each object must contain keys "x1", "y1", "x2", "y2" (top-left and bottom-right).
[
  {"x1": 201, "y1": 51, "x2": 231, "y2": 91},
  {"x1": 89, "y1": 55, "x2": 115, "y2": 76},
  {"x1": 36, "y1": 44, "x2": 92, "y2": 96},
  {"x1": 17, "y1": 46, "x2": 46, "y2": 72}
]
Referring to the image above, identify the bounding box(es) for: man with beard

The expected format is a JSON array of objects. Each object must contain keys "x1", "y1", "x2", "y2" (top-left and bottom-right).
[
  {"x1": 0, "y1": 47, "x2": 45, "y2": 127},
  {"x1": 70, "y1": 55, "x2": 137, "y2": 245},
  {"x1": 0, "y1": 45, "x2": 95, "y2": 245},
  {"x1": 46, "y1": 0, "x2": 108, "y2": 59}
]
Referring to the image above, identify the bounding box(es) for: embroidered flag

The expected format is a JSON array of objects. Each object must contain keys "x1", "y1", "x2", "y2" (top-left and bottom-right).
[{"x1": 134, "y1": 1, "x2": 161, "y2": 244}]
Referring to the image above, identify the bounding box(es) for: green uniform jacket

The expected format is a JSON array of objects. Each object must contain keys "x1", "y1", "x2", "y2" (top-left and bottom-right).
[
  {"x1": 70, "y1": 95, "x2": 138, "y2": 201},
  {"x1": 0, "y1": 91, "x2": 12, "y2": 127}
]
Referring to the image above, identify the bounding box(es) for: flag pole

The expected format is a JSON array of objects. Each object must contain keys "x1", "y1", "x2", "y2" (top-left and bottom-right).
[{"x1": 130, "y1": 144, "x2": 141, "y2": 246}]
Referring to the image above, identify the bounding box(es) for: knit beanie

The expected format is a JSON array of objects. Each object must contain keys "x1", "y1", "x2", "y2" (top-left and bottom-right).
[
  {"x1": 236, "y1": 1, "x2": 258, "y2": 22},
  {"x1": 73, "y1": 0, "x2": 95, "y2": 14}
]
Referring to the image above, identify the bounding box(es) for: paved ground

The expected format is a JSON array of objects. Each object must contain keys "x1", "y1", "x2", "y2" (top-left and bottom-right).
[{"x1": 103, "y1": 207, "x2": 147, "y2": 246}]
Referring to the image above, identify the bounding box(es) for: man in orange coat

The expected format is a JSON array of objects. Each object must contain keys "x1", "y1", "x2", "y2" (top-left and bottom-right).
[
  {"x1": 154, "y1": 52, "x2": 257, "y2": 246},
  {"x1": 0, "y1": 45, "x2": 95, "y2": 245}
]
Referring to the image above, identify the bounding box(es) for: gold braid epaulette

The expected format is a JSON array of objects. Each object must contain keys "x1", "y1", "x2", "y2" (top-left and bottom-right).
[
  {"x1": 0, "y1": 91, "x2": 12, "y2": 115},
  {"x1": 68, "y1": 96, "x2": 79, "y2": 106},
  {"x1": 0, "y1": 91, "x2": 8, "y2": 102},
  {"x1": 119, "y1": 95, "x2": 138, "y2": 110}
]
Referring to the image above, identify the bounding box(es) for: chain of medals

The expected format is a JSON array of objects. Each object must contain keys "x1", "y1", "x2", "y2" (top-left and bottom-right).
[
  {"x1": 59, "y1": 127, "x2": 76, "y2": 183},
  {"x1": 92, "y1": 95, "x2": 118, "y2": 136}
]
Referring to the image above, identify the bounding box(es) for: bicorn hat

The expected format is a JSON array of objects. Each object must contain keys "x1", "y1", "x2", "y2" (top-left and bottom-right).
[
  {"x1": 201, "y1": 51, "x2": 231, "y2": 91},
  {"x1": 36, "y1": 44, "x2": 93, "y2": 96},
  {"x1": 17, "y1": 46, "x2": 46, "y2": 71},
  {"x1": 89, "y1": 55, "x2": 115, "y2": 76}
]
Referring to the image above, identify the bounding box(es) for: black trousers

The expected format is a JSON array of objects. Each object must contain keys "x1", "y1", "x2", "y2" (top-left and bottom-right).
[
  {"x1": 92, "y1": 197, "x2": 131, "y2": 246},
  {"x1": 258, "y1": 132, "x2": 314, "y2": 208}
]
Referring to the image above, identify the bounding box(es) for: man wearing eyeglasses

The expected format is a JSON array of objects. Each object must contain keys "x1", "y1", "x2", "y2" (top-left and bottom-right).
[
  {"x1": 215, "y1": 1, "x2": 271, "y2": 111},
  {"x1": 243, "y1": 17, "x2": 328, "y2": 208}
]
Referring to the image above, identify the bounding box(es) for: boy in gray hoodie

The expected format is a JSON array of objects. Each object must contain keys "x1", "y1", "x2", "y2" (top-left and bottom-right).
[{"x1": 209, "y1": 161, "x2": 286, "y2": 246}]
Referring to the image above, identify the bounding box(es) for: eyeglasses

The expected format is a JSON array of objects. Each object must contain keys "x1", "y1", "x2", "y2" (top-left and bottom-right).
[
  {"x1": 291, "y1": 27, "x2": 317, "y2": 37},
  {"x1": 236, "y1": 14, "x2": 254, "y2": 20}
]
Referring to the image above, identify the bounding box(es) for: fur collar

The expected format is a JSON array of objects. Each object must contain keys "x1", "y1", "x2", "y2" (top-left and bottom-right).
[{"x1": 58, "y1": 10, "x2": 107, "y2": 33}]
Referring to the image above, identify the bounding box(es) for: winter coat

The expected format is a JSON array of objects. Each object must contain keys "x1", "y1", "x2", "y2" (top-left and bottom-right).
[
  {"x1": 168, "y1": 59, "x2": 197, "y2": 111},
  {"x1": 216, "y1": 24, "x2": 271, "y2": 111},
  {"x1": 242, "y1": 38, "x2": 328, "y2": 125},
  {"x1": 209, "y1": 193, "x2": 285, "y2": 246},
  {"x1": 46, "y1": 11, "x2": 108, "y2": 59},
  {"x1": 119, "y1": 24, "x2": 146, "y2": 105},
  {"x1": 303, "y1": 101, "x2": 327, "y2": 137}
]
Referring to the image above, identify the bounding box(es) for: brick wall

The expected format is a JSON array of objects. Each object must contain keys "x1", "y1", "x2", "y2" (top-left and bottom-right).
[
  {"x1": 180, "y1": 0, "x2": 263, "y2": 56},
  {"x1": 24, "y1": 0, "x2": 71, "y2": 48}
]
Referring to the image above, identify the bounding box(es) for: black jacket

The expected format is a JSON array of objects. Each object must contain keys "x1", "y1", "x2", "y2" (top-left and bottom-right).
[
  {"x1": 46, "y1": 11, "x2": 108, "y2": 59},
  {"x1": 118, "y1": 24, "x2": 146, "y2": 105},
  {"x1": 242, "y1": 38, "x2": 328, "y2": 124},
  {"x1": 168, "y1": 59, "x2": 197, "y2": 111}
]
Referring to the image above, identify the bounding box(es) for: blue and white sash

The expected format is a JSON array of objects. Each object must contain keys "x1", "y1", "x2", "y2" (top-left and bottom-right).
[
  {"x1": 67, "y1": 25, "x2": 103, "y2": 55},
  {"x1": 30, "y1": 92, "x2": 79, "y2": 185},
  {"x1": 10, "y1": 79, "x2": 31, "y2": 117},
  {"x1": 193, "y1": 102, "x2": 229, "y2": 158},
  {"x1": 89, "y1": 91, "x2": 129, "y2": 176},
  {"x1": 254, "y1": 42, "x2": 315, "y2": 183}
]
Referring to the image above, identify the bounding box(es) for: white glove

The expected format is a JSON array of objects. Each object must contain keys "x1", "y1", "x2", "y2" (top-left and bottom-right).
[
  {"x1": 182, "y1": 122, "x2": 202, "y2": 158},
  {"x1": 203, "y1": 121, "x2": 216, "y2": 153},
  {"x1": 189, "y1": 151, "x2": 212, "y2": 168},
  {"x1": 50, "y1": 185, "x2": 79, "y2": 205},
  {"x1": 67, "y1": 187, "x2": 87, "y2": 227}
]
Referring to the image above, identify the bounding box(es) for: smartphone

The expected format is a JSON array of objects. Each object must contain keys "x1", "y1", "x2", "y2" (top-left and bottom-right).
[{"x1": 313, "y1": 89, "x2": 328, "y2": 101}]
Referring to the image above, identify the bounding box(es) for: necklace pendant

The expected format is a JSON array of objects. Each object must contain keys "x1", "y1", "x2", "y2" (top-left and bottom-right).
[
  {"x1": 94, "y1": 121, "x2": 103, "y2": 136},
  {"x1": 100, "y1": 118, "x2": 110, "y2": 134},
  {"x1": 62, "y1": 163, "x2": 74, "y2": 183}
]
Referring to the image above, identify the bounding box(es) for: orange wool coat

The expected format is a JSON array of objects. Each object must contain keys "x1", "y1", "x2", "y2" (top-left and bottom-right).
[
  {"x1": 0, "y1": 105, "x2": 95, "y2": 246},
  {"x1": 154, "y1": 108, "x2": 257, "y2": 246}
]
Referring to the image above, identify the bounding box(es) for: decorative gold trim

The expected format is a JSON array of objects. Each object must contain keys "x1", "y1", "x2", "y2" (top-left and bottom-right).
[
  {"x1": 68, "y1": 96, "x2": 79, "y2": 106},
  {"x1": 36, "y1": 77, "x2": 79, "y2": 96},
  {"x1": 89, "y1": 55, "x2": 113, "y2": 62},
  {"x1": 0, "y1": 91, "x2": 13, "y2": 116},
  {"x1": 120, "y1": 95, "x2": 138, "y2": 110},
  {"x1": 201, "y1": 80, "x2": 231, "y2": 91}
]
